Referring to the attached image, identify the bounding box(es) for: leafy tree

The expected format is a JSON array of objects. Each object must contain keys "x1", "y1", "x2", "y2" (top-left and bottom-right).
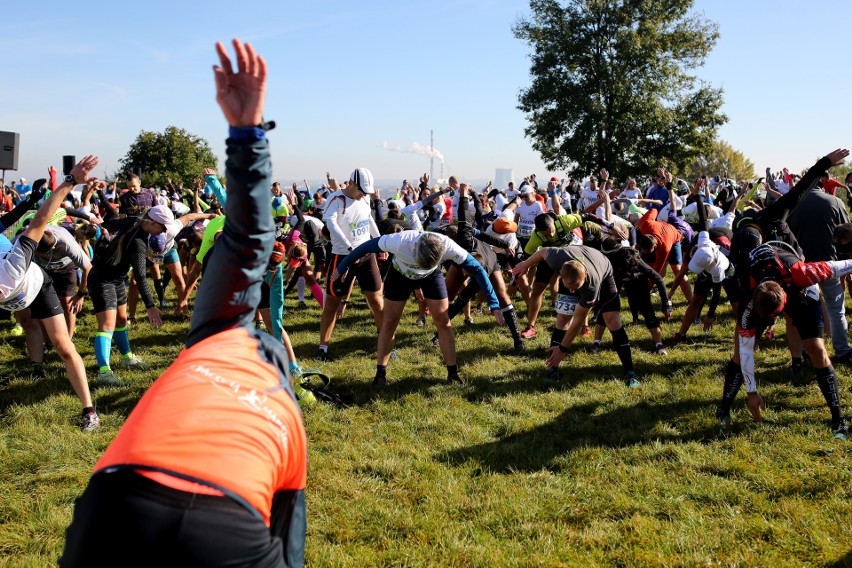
[
  {"x1": 118, "y1": 126, "x2": 217, "y2": 187},
  {"x1": 513, "y1": 0, "x2": 727, "y2": 179},
  {"x1": 682, "y1": 139, "x2": 754, "y2": 182}
]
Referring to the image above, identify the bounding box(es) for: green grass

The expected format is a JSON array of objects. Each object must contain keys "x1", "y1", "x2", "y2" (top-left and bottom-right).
[{"x1": 1, "y1": 288, "x2": 851, "y2": 567}]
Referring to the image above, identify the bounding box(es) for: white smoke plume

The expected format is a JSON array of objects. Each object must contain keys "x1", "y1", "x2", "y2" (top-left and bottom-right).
[{"x1": 381, "y1": 141, "x2": 444, "y2": 163}]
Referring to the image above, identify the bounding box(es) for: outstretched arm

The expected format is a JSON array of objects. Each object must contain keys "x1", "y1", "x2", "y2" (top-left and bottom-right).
[{"x1": 187, "y1": 39, "x2": 274, "y2": 347}]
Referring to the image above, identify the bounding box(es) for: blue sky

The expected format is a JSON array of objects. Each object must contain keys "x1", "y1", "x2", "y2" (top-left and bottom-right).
[{"x1": 2, "y1": 0, "x2": 850, "y2": 187}]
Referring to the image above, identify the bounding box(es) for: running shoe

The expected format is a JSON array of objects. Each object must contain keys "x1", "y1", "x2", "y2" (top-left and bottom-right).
[
  {"x1": 715, "y1": 407, "x2": 732, "y2": 428},
  {"x1": 80, "y1": 410, "x2": 101, "y2": 432},
  {"x1": 655, "y1": 344, "x2": 668, "y2": 356},
  {"x1": 159, "y1": 300, "x2": 168, "y2": 309},
  {"x1": 834, "y1": 350, "x2": 852, "y2": 365},
  {"x1": 415, "y1": 316, "x2": 426, "y2": 327},
  {"x1": 670, "y1": 332, "x2": 688, "y2": 346},
  {"x1": 624, "y1": 370, "x2": 640, "y2": 388},
  {"x1": 543, "y1": 367, "x2": 560, "y2": 384},
  {"x1": 431, "y1": 333, "x2": 440, "y2": 346},
  {"x1": 789, "y1": 360, "x2": 805, "y2": 382},
  {"x1": 97, "y1": 369, "x2": 125, "y2": 386},
  {"x1": 591, "y1": 340, "x2": 601, "y2": 354},
  {"x1": 520, "y1": 325, "x2": 537, "y2": 339},
  {"x1": 463, "y1": 316, "x2": 475, "y2": 326},
  {"x1": 390, "y1": 349, "x2": 400, "y2": 361},
  {"x1": 513, "y1": 340, "x2": 525, "y2": 354},
  {"x1": 297, "y1": 301, "x2": 307, "y2": 309},
  {"x1": 10, "y1": 323, "x2": 24, "y2": 336},
  {"x1": 373, "y1": 374, "x2": 387, "y2": 387},
  {"x1": 118, "y1": 355, "x2": 148, "y2": 370},
  {"x1": 315, "y1": 348, "x2": 330, "y2": 362},
  {"x1": 832, "y1": 416, "x2": 849, "y2": 441},
  {"x1": 581, "y1": 324, "x2": 591, "y2": 338},
  {"x1": 31, "y1": 363, "x2": 45, "y2": 380},
  {"x1": 446, "y1": 374, "x2": 464, "y2": 385}
]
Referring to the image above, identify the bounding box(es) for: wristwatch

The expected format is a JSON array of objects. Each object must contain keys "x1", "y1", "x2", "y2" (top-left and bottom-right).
[
  {"x1": 558, "y1": 344, "x2": 569, "y2": 354},
  {"x1": 64, "y1": 175, "x2": 77, "y2": 185}
]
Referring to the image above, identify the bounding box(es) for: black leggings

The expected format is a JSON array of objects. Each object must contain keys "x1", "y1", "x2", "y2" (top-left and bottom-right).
[{"x1": 61, "y1": 470, "x2": 289, "y2": 568}]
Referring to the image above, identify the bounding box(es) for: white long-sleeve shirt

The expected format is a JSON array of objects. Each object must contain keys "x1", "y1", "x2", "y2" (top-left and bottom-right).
[{"x1": 322, "y1": 191, "x2": 379, "y2": 255}]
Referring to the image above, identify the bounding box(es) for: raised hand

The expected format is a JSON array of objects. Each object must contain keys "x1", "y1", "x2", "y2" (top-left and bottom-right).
[
  {"x1": 599, "y1": 168, "x2": 609, "y2": 181},
  {"x1": 213, "y1": 39, "x2": 267, "y2": 127},
  {"x1": 68, "y1": 156, "x2": 100, "y2": 185},
  {"x1": 825, "y1": 148, "x2": 850, "y2": 167}
]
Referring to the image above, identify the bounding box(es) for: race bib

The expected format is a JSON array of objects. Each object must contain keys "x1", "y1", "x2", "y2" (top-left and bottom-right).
[
  {"x1": 804, "y1": 284, "x2": 820, "y2": 302},
  {"x1": 554, "y1": 293, "x2": 580, "y2": 316},
  {"x1": 0, "y1": 292, "x2": 29, "y2": 312},
  {"x1": 349, "y1": 219, "x2": 370, "y2": 240},
  {"x1": 518, "y1": 218, "x2": 535, "y2": 237}
]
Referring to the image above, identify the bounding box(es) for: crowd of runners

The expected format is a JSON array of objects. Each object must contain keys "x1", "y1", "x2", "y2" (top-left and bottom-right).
[{"x1": 0, "y1": 38, "x2": 850, "y2": 566}]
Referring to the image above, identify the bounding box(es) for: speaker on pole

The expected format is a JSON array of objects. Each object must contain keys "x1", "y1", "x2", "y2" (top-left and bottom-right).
[
  {"x1": 132, "y1": 167, "x2": 142, "y2": 178},
  {"x1": 62, "y1": 155, "x2": 76, "y2": 176},
  {"x1": 0, "y1": 132, "x2": 20, "y2": 171}
]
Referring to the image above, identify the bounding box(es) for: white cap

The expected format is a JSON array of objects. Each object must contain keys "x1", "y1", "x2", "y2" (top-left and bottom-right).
[
  {"x1": 350, "y1": 168, "x2": 375, "y2": 195},
  {"x1": 519, "y1": 186, "x2": 534, "y2": 196}
]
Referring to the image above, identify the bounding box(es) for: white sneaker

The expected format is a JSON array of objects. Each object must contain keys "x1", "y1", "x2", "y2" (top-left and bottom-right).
[
  {"x1": 118, "y1": 355, "x2": 148, "y2": 370},
  {"x1": 97, "y1": 369, "x2": 125, "y2": 386}
]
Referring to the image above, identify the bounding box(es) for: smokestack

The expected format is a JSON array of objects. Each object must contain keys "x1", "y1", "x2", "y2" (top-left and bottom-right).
[{"x1": 430, "y1": 130, "x2": 434, "y2": 183}]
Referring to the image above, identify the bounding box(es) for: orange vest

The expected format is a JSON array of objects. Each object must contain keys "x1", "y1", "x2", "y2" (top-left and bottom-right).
[{"x1": 95, "y1": 327, "x2": 307, "y2": 525}]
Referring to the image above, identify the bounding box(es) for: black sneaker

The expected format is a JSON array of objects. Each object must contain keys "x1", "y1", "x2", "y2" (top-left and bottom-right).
[
  {"x1": 315, "y1": 348, "x2": 330, "y2": 362},
  {"x1": 670, "y1": 333, "x2": 688, "y2": 346},
  {"x1": 789, "y1": 361, "x2": 805, "y2": 384},
  {"x1": 832, "y1": 416, "x2": 849, "y2": 441},
  {"x1": 372, "y1": 374, "x2": 387, "y2": 387},
  {"x1": 543, "y1": 367, "x2": 560, "y2": 384},
  {"x1": 431, "y1": 333, "x2": 439, "y2": 346},
  {"x1": 31, "y1": 363, "x2": 45, "y2": 380},
  {"x1": 834, "y1": 351, "x2": 852, "y2": 365},
  {"x1": 513, "y1": 340, "x2": 525, "y2": 354},
  {"x1": 447, "y1": 374, "x2": 464, "y2": 385},
  {"x1": 716, "y1": 407, "x2": 732, "y2": 428}
]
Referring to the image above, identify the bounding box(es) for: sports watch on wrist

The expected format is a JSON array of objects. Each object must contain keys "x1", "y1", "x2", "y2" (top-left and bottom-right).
[{"x1": 64, "y1": 175, "x2": 77, "y2": 185}]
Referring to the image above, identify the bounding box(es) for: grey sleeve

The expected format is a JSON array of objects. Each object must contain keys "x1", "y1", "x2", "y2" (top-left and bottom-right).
[{"x1": 53, "y1": 228, "x2": 91, "y2": 270}]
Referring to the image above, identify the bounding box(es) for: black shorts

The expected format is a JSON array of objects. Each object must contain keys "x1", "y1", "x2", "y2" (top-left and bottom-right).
[
  {"x1": 383, "y1": 266, "x2": 447, "y2": 302},
  {"x1": 48, "y1": 270, "x2": 79, "y2": 298},
  {"x1": 326, "y1": 252, "x2": 382, "y2": 297},
  {"x1": 61, "y1": 470, "x2": 291, "y2": 568},
  {"x1": 534, "y1": 260, "x2": 556, "y2": 285},
  {"x1": 693, "y1": 272, "x2": 739, "y2": 303},
  {"x1": 785, "y1": 291, "x2": 824, "y2": 341},
  {"x1": 88, "y1": 277, "x2": 128, "y2": 313},
  {"x1": 583, "y1": 274, "x2": 620, "y2": 317},
  {"x1": 258, "y1": 280, "x2": 271, "y2": 310},
  {"x1": 30, "y1": 269, "x2": 64, "y2": 320},
  {"x1": 311, "y1": 245, "x2": 326, "y2": 268}
]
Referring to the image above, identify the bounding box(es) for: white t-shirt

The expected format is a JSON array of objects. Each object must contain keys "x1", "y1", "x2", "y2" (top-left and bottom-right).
[
  {"x1": 515, "y1": 200, "x2": 544, "y2": 238},
  {"x1": 171, "y1": 200, "x2": 191, "y2": 216},
  {"x1": 378, "y1": 230, "x2": 467, "y2": 280},
  {"x1": 323, "y1": 191, "x2": 379, "y2": 255},
  {"x1": 0, "y1": 240, "x2": 44, "y2": 312},
  {"x1": 619, "y1": 188, "x2": 642, "y2": 200},
  {"x1": 493, "y1": 192, "x2": 510, "y2": 213}
]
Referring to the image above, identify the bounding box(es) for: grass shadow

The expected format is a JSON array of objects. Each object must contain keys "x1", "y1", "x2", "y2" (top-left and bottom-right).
[{"x1": 437, "y1": 397, "x2": 723, "y2": 474}]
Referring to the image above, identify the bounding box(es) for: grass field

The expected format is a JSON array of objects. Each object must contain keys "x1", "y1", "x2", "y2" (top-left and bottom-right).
[{"x1": 1, "y1": 286, "x2": 850, "y2": 567}]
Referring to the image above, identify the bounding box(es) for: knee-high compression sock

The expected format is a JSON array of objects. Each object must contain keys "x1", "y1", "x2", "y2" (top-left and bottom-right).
[
  {"x1": 153, "y1": 279, "x2": 165, "y2": 304},
  {"x1": 94, "y1": 331, "x2": 113, "y2": 372},
  {"x1": 550, "y1": 328, "x2": 567, "y2": 349},
  {"x1": 447, "y1": 297, "x2": 468, "y2": 321},
  {"x1": 815, "y1": 366, "x2": 842, "y2": 422},
  {"x1": 311, "y1": 283, "x2": 324, "y2": 307},
  {"x1": 114, "y1": 326, "x2": 133, "y2": 358},
  {"x1": 719, "y1": 360, "x2": 744, "y2": 415},
  {"x1": 610, "y1": 326, "x2": 633, "y2": 373},
  {"x1": 297, "y1": 277, "x2": 306, "y2": 303},
  {"x1": 503, "y1": 304, "x2": 521, "y2": 342}
]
